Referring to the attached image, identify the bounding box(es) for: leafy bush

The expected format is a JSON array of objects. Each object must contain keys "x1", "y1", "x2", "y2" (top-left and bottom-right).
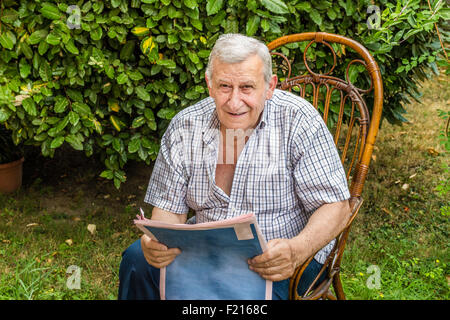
[{"x1": 0, "y1": 0, "x2": 447, "y2": 187}]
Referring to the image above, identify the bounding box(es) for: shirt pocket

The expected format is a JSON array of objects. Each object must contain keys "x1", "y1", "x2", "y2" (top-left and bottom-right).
[{"x1": 246, "y1": 163, "x2": 293, "y2": 212}]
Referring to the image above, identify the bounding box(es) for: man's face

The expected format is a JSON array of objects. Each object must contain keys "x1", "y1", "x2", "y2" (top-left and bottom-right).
[{"x1": 206, "y1": 54, "x2": 277, "y2": 132}]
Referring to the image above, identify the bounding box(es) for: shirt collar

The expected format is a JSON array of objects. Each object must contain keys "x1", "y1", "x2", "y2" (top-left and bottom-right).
[
  {"x1": 202, "y1": 106, "x2": 220, "y2": 147},
  {"x1": 258, "y1": 99, "x2": 271, "y2": 129}
]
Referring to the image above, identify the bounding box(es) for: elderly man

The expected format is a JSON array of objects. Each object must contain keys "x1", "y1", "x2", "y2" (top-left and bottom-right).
[{"x1": 118, "y1": 34, "x2": 351, "y2": 300}]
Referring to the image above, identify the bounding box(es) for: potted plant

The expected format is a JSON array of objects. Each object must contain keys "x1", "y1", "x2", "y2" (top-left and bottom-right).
[{"x1": 0, "y1": 125, "x2": 24, "y2": 193}]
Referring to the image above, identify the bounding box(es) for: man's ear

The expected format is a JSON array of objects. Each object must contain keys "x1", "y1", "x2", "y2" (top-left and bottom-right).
[
  {"x1": 205, "y1": 72, "x2": 212, "y2": 95},
  {"x1": 265, "y1": 74, "x2": 278, "y2": 100}
]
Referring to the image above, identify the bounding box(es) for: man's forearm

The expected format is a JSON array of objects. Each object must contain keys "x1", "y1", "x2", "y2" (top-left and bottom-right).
[
  {"x1": 150, "y1": 206, "x2": 187, "y2": 224},
  {"x1": 288, "y1": 200, "x2": 351, "y2": 267}
]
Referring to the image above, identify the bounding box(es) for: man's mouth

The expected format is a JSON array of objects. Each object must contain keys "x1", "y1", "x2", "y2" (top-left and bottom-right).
[{"x1": 228, "y1": 112, "x2": 247, "y2": 116}]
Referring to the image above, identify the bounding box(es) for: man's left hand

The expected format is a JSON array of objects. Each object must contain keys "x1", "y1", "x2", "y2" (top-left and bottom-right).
[{"x1": 248, "y1": 238, "x2": 301, "y2": 282}]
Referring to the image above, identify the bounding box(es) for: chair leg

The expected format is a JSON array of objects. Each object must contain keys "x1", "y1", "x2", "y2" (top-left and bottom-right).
[
  {"x1": 332, "y1": 272, "x2": 346, "y2": 300},
  {"x1": 326, "y1": 290, "x2": 337, "y2": 300}
]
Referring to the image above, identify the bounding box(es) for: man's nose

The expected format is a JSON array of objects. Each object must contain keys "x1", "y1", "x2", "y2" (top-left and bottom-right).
[{"x1": 228, "y1": 88, "x2": 243, "y2": 111}]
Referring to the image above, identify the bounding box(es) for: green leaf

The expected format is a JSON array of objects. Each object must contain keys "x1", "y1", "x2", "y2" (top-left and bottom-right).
[
  {"x1": 180, "y1": 31, "x2": 194, "y2": 42},
  {"x1": 92, "y1": 118, "x2": 103, "y2": 134},
  {"x1": 19, "y1": 42, "x2": 33, "y2": 60},
  {"x1": 22, "y1": 97, "x2": 37, "y2": 116},
  {"x1": 65, "y1": 39, "x2": 79, "y2": 54},
  {"x1": 112, "y1": 137, "x2": 124, "y2": 153},
  {"x1": 65, "y1": 134, "x2": 84, "y2": 151},
  {"x1": 28, "y1": 30, "x2": 48, "y2": 45},
  {"x1": 1, "y1": 9, "x2": 19, "y2": 24},
  {"x1": 128, "y1": 70, "x2": 143, "y2": 81},
  {"x1": 116, "y1": 73, "x2": 128, "y2": 85},
  {"x1": 295, "y1": 1, "x2": 311, "y2": 12},
  {"x1": 260, "y1": 0, "x2": 289, "y2": 14},
  {"x1": 136, "y1": 86, "x2": 151, "y2": 101},
  {"x1": 105, "y1": 65, "x2": 115, "y2": 79},
  {"x1": 111, "y1": 0, "x2": 122, "y2": 8},
  {"x1": 0, "y1": 108, "x2": 10, "y2": 122},
  {"x1": 91, "y1": 27, "x2": 103, "y2": 41},
  {"x1": 184, "y1": 0, "x2": 198, "y2": 9},
  {"x1": 131, "y1": 27, "x2": 150, "y2": 36},
  {"x1": 54, "y1": 96, "x2": 69, "y2": 113},
  {"x1": 0, "y1": 31, "x2": 16, "y2": 50},
  {"x1": 439, "y1": 8, "x2": 450, "y2": 20},
  {"x1": 69, "y1": 111, "x2": 80, "y2": 126},
  {"x1": 168, "y1": 34, "x2": 178, "y2": 45},
  {"x1": 144, "y1": 109, "x2": 157, "y2": 130},
  {"x1": 347, "y1": 64, "x2": 360, "y2": 83},
  {"x1": 403, "y1": 28, "x2": 422, "y2": 41},
  {"x1": 190, "y1": 19, "x2": 203, "y2": 31},
  {"x1": 327, "y1": 8, "x2": 337, "y2": 20},
  {"x1": 19, "y1": 59, "x2": 31, "y2": 79},
  {"x1": 131, "y1": 116, "x2": 145, "y2": 128},
  {"x1": 39, "y1": 60, "x2": 52, "y2": 81},
  {"x1": 188, "y1": 51, "x2": 200, "y2": 64},
  {"x1": 309, "y1": 9, "x2": 322, "y2": 26},
  {"x1": 198, "y1": 50, "x2": 210, "y2": 58},
  {"x1": 55, "y1": 115, "x2": 70, "y2": 133},
  {"x1": 246, "y1": 15, "x2": 260, "y2": 36},
  {"x1": 138, "y1": 146, "x2": 148, "y2": 161},
  {"x1": 210, "y1": 10, "x2": 226, "y2": 25},
  {"x1": 128, "y1": 138, "x2": 141, "y2": 153},
  {"x1": 50, "y1": 136, "x2": 65, "y2": 149},
  {"x1": 157, "y1": 108, "x2": 177, "y2": 120},
  {"x1": 46, "y1": 32, "x2": 61, "y2": 45},
  {"x1": 113, "y1": 178, "x2": 121, "y2": 189},
  {"x1": 206, "y1": 0, "x2": 224, "y2": 16},
  {"x1": 66, "y1": 89, "x2": 84, "y2": 103},
  {"x1": 72, "y1": 102, "x2": 92, "y2": 115},
  {"x1": 40, "y1": 3, "x2": 61, "y2": 20},
  {"x1": 157, "y1": 59, "x2": 177, "y2": 69},
  {"x1": 144, "y1": 109, "x2": 155, "y2": 121},
  {"x1": 100, "y1": 169, "x2": 114, "y2": 179},
  {"x1": 168, "y1": 6, "x2": 182, "y2": 19},
  {"x1": 260, "y1": 19, "x2": 270, "y2": 32},
  {"x1": 38, "y1": 41, "x2": 49, "y2": 55},
  {"x1": 344, "y1": 0, "x2": 355, "y2": 16}
]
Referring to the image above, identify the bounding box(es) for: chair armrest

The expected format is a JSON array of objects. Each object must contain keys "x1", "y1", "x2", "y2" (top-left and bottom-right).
[{"x1": 289, "y1": 197, "x2": 364, "y2": 299}]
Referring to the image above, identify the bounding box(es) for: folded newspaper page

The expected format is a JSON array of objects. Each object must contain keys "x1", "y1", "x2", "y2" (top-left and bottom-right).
[{"x1": 134, "y1": 212, "x2": 272, "y2": 300}]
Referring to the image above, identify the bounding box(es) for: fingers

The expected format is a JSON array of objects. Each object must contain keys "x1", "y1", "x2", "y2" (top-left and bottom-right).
[
  {"x1": 248, "y1": 239, "x2": 296, "y2": 281},
  {"x1": 248, "y1": 239, "x2": 284, "y2": 267},
  {"x1": 140, "y1": 234, "x2": 181, "y2": 268}
]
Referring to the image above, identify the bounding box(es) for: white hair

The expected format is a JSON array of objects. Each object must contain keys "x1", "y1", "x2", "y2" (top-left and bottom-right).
[{"x1": 206, "y1": 34, "x2": 273, "y2": 84}]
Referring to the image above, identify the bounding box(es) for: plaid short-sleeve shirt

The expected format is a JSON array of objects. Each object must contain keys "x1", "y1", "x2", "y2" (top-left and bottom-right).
[{"x1": 144, "y1": 89, "x2": 350, "y2": 263}]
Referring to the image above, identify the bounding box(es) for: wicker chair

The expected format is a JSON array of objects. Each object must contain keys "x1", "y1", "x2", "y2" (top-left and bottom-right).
[{"x1": 267, "y1": 32, "x2": 383, "y2": 300}]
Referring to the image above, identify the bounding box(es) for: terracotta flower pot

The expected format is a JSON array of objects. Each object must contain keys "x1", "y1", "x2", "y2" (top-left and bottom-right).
[{"x1": 0, "y1": 157, "x2": 24, "y2": 194}]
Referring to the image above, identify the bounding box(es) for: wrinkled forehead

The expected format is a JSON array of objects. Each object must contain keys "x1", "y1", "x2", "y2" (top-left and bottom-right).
[{"x1": 210, "y1": 54, "x2": 266, "y2": 80}]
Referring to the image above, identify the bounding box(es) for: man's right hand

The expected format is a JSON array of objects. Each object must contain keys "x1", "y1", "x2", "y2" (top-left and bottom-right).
[{"x1": 140, "y1": 234, "x2": 181, "y2": 268}]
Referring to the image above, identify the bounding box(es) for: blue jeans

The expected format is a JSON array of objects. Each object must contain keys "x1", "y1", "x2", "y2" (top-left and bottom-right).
[{"x1": 118, "y1": 239, "x2": 326, "y2": 300}]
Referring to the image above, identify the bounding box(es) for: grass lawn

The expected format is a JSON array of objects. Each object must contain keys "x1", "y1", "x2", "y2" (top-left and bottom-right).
[{"x1": 0, "y1": 74, "x2": 448, "y2": 300}]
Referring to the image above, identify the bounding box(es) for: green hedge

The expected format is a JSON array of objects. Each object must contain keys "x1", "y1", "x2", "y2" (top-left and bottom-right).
[{"x1": 0, "y1": 0, "x2": 448, "y2": 187}]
